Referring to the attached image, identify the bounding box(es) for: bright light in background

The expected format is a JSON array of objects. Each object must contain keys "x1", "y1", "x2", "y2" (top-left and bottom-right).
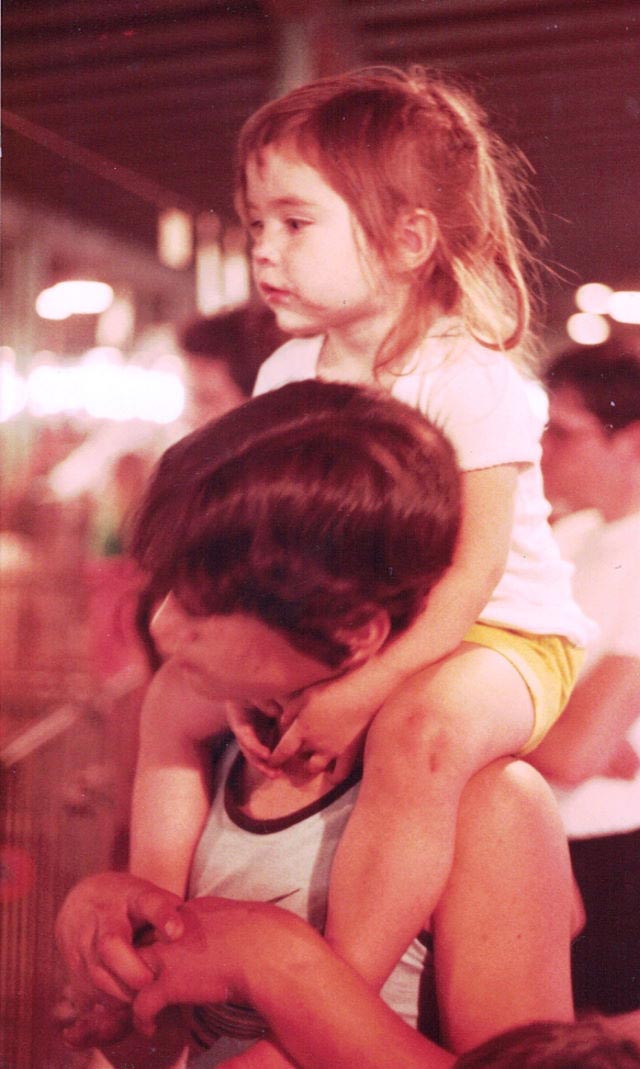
[
  {"x1": 608, "y1": 291, "x2": 640, "y2": 324},
  {"x1": 222, "y1": 225, "x2": 250, "y2": 306},
  {"x1": 566, "y1": 312, "x2": 610, "y2": 346},
  {"x1": 35, "y1": 280, "x2": 114, "y2": 320},
  {"x1": 127, "y1": 367, "x2": 185, "y2": 423},
  {"x1": 158, "y1": 208, "x2": 193, "y2": 269},
  {"x1": 222, "y1": 254, "x2": 251, "y2": 307},
  {"x1": 81, "y1": 346, "x2": 125, "y2": 367},
  {"x1": 96, "y1": 295, "x2": 135, "y2": 347},
  {"x1": 4, "y1": 351, "x2": 185, "y2": 424},
  {"x1": 575, "y1": 282, "x2": 613, "y2": 315},
  {"x1": 27, "y1": 363, "x2": 86, "y2": 416},
  {"x1": 0, "y1": 348, "x2": 27, "y2": 421},
  {"x1": 196, "y1": 211, "x2": 224, "y2": 314}
]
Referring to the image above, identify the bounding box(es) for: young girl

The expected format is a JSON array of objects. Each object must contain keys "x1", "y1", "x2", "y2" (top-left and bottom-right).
[{"x1": 129, "y1": 66, "x2": 591, "y2": 1008}]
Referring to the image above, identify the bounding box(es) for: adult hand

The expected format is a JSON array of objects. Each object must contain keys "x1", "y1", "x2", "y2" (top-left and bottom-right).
[
  {"x1": 56, "y1": 871, "x2": 184, "y2": 1003},
  {"x1": 134, "y1": 897, "x2": 285, "y2": 1036}
]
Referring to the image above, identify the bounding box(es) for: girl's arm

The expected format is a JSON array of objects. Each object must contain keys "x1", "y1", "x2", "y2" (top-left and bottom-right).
[
  {"x1": 271, "y1": 464, "x2": 519, "y2": 771},
  {"x1": 433, "y1": 759, "x2": 574, "y2": 1053},
  {"x1": 530, "y1": 653, "x2": 640, "y2": 785},
  {"x1": 130, "y1": 659, "x2": 228, "y2": 895}
]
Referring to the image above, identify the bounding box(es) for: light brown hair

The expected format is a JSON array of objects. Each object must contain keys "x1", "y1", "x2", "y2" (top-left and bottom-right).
[{"x1": 236, "y1": 66, "x2": 543, "y2": 374}]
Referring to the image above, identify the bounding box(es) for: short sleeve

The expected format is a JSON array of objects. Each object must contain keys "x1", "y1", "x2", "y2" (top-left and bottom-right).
[{"x1": 395, "y1": 341, "x2": 545, "y2": 471}]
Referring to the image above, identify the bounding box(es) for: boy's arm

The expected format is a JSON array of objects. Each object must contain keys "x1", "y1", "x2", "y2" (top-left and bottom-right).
[
  {"x1": 134, "y1": 898, "x2": 454, "y2": 1069},
  {"x1": 271, "y1": 465, "x2": 518, "y2": 770},
  {"x1": 433, "y1": 760, "x2": 574, "y2": 1053},
  {"x1": 130, "y1": 659, "x2": 228, "y2": 895},
  {"x1": 55, "y1": 662, "x2": 227, "y2": 1034},
  {"x1": 530, "y1": 653, "x2": 640, "y2": 785}
]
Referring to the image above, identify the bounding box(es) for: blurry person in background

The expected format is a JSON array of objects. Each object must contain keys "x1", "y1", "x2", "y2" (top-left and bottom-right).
[
  {"x1": 62, "y1": 306, "x2": 282, "y2": 860},
  {"x1": 180, "y1": 304, "x2": 283, "y2": 428},
  {"x1": 534, "y1": 336, "x2": 640, "y2": 1032},
  {"x1": 46, "y1": 303, "x2": 282, "y2": 524}
]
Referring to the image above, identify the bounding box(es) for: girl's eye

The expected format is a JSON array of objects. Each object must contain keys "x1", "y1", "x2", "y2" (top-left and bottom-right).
[
  {"x1": 286, "y1": 218, "x2": 308, "y2": 232},
  {"x1": 247, "y1": 219, "x2": 263, "y2": 236}
]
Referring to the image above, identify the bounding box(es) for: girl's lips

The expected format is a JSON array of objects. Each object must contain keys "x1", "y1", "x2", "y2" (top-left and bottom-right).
[{"x1": 260, "y1": 282, "x2": 291, "y2": 302}]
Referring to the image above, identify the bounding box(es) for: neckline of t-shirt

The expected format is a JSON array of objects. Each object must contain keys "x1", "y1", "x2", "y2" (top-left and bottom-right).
[
  {"x1": 310, "y1": 317, "x2": 462, "y2": 389},
  {"x1": 224, "y1": 749, "x2": 362, "y2": 835}
]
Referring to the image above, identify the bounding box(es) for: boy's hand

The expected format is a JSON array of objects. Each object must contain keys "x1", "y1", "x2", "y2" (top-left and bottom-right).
[
  {"x1": 56, "y1": 872, "x2": 184, "y2": 1004},
  {"x1": 225, "y1": 702, "x2": 281, "y2": 777},
  {"x1": 269, "y1": 668, "x2": 384, "y2": 781}
]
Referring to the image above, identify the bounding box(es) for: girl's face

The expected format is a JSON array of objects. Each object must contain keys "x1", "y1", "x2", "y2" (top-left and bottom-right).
[{"x1": 244, "y1": 145, "x2": 404, "y2": 343}]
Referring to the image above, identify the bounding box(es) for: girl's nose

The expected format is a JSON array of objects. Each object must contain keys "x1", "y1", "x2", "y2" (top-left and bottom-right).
[
  {"x1": 150, "y1": 593, "x2": 193, "y2": 658},
  {"x1": 252, "y1": 227, "x2": 279, "y2": 266}
]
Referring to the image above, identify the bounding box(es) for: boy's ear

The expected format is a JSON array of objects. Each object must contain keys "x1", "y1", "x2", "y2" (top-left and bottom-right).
[
  {"x1": 338, "y1": 609, "x2": 391, "y2": 666},
  {"x1": 394, "y1": 209, "x2": 438, "y2": 271}
]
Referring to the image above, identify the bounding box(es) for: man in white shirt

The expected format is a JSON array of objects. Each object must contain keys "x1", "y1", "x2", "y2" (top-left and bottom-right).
[{"x1": 535, "y1": 337, "x2": 640, "y2": 1018}]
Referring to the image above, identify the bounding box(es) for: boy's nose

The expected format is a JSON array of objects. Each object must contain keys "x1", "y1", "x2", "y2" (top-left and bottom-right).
[{"x1": 150, "y1": 594, "x2": 193, "y2": 658}]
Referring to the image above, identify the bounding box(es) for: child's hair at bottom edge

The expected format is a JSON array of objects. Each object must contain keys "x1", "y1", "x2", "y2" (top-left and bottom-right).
[{"x1": 454, "y1": 1018, "x2": 640, "y2": 1069}]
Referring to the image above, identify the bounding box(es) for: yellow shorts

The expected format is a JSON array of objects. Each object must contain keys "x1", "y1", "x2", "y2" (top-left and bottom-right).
[{"x1": 463, "y1": 623, "x2": 584, "y2": 754}]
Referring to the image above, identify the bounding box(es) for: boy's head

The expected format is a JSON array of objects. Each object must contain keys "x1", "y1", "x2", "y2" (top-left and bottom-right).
[
  {"x1": 455, "y1": 1018, "x2": 640, "y2": 1069},
  {"x1": 133, "y1": 380, "x2": 460, "y2": 673},
  {"x1": 542, "y1": 336, "x2": 640, "y2": 515}
]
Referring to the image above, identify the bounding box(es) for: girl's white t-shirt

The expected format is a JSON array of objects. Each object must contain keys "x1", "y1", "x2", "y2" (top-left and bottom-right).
[{"x1": 254, "y1": 329, "x2": 592, "y2": 646}]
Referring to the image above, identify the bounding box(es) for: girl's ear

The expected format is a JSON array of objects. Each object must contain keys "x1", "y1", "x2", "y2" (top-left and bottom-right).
[
  {"x1": 394, "y1": 209, "x2": 438, "y2": 271},
  {"x1": 338, "y1": 609, "x2": 391, "y2": 667}
]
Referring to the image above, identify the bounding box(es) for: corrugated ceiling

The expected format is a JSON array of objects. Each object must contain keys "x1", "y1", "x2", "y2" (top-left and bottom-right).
[{"x1": 3, "y1": 0, "x2": 639, "y2": 289}]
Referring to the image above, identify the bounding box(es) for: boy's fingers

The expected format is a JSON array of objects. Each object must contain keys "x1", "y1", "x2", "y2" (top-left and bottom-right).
[
  {"x1": 240, "y1": 733, "x2": 271, "y2": 762},
  {"x1": 304, "y1": 752, "x2": 333, "y2": 774},
  {"x1": 278, "y1": 696, "x2": 304, "y2": 732},
  {"x1": 228, "y1": 722, "x2": 272, "y2": 765},
  {"x1": 270, "y1": 722, "x2": 304, "y2": 767}
]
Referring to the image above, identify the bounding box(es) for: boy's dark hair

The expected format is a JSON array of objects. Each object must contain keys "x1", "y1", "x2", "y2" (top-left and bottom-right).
[
  {"x1": 455, "y1": 1018, "x2": 640, "y2": 1069},
  {"x1": 544, "y1": 336, "x2": 640, "y2": 435},
  {"x1": 180, "y1": 304, "x2": 284, "y2": 397},
  {"x1": 132, "y1": 380, "x2": 460, "y2": 667}
]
